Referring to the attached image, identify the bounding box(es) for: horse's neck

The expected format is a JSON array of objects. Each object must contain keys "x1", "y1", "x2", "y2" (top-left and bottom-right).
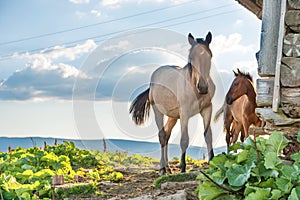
[
  {"x1": 246, "y1": 84, "x2": 257, "y2": 108},
  {"x1": 186, "y1": 63, "x2": 193, "y2": 78}
]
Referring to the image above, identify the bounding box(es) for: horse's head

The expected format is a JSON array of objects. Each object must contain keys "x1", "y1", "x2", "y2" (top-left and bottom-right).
[
  {"x1": 188, "y1": 32, "x2": 212, "y2": 94},
  {"x1": 226, "y1": 69, "x2": 254, "y2": 105}
]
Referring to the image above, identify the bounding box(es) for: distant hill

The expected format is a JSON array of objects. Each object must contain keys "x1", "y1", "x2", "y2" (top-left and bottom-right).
[{"x1": 0, "y1": 137, "x2": 226, "y2": 159}]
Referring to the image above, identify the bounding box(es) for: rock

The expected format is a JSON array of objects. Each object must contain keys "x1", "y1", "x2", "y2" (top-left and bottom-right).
[
  {"x1": 156, "y1": 190, "x2": 187, "y2": 200},
  {"x1": 160, "y1": 181, "x2": 201, "y2": 190},
  {"x1": 127, "y1": 195, "x2": 153, "y2": 200},
  {"x1": 126, "y1": 190, "x2": 188, "y2": 200}
]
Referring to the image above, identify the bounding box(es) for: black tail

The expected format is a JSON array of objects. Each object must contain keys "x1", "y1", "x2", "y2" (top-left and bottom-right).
[{"x1": 129, "y1": 88, "x2": 151, "y2": 125}]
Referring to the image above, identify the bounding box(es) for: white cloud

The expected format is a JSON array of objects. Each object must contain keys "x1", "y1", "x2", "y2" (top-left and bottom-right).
[
  {"x1": 234, "y1": 19, "x2": 244, "y2": 27},
  {"x1": 14, "y1": 40, "x2": 97, "y2": 61},
  {"x1": 170, "y1": 0, "x2": 190, "y2": 4},
  {"x1": 102, "y1": 40, "x2": 129, "y2": 51},
  {"x1": 75, "y1": 11, "x2": 87, "y2": 18},
  {"x1": 0, "y1": 60, "x2": 89, "y2": 101},
  {"x1": 101, "y1": 0, "x2": 168, "y2": 8},
  {"x1": 101, "y1": 0, "x2": 129, "y2": 7},
  {"x1": 69, "y1": 0, "x2": 89, "y2": 4},
  {"x1": 1, "y1": 40, "x2": 97, "y2": 101},
  {"x1": 26, "y1": 53, "x2": 89, "y2": 79},
  {"x1": 211, "y1": 33, "x2": 254, "y2": 57},
  {"x1": 90, "y1": 9, "x2": 102, "y2": 17}
]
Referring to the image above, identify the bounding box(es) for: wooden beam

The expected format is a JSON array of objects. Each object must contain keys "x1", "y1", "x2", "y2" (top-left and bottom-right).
[
  {"x1": 283, "y1": 34, "x2": 300, "y2": 57},
  {"x1": 236, "y1": 0, "x2": 262, "y2": 19},
  {"x1": 273, "y1": 0, "x2": 286, "y2": 112},
  {"x1": 281, "y1": 87, "x2": 300, "y2": 105},
  {"x1": 258, "y1": 0, "x2": 282, "y2": 76},
  {"x1": 281, "y1": 58, "x2": 300, "y2": 87},
  {"x1": 256, "y1": 78, "x2": 274, "y2": 107},
  {"x1": 285, "y1": 10, "x2": 300, "y2": 32},
  {"x1": 288, "y1": 0, "x2": 300, "y2": 9}
]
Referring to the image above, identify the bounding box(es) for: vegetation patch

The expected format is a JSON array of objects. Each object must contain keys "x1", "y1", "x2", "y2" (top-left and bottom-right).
[
  {"x1": 196, "y1": 131, "x2": 300, "y2": 200},
  {"x1": 0, "y1": 141, "x2": 158, "y2": 199}
]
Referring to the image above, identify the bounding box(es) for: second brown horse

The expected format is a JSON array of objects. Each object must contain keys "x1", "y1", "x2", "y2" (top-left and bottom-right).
[{"x1": 215, "y1": 69, "x2": 262, "y2": 151}]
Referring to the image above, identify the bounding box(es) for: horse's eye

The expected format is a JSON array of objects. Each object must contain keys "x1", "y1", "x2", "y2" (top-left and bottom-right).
[{"x1": 234, "y1": 82, "x2": 238, "y2": 86}]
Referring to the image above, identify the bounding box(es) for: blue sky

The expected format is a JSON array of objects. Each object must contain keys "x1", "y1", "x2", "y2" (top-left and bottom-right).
[{"x1": 0, "y1": 0, "x2": 261, "y2": 148}]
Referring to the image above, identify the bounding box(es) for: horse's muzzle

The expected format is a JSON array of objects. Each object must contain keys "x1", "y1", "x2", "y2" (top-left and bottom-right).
[
  {"x1": 199, "y1": 87, "x2": 208, "y2": 94},
  {"x1": 197, "y1": 82, "x2": 208, "y2": 94},
  {"x1": 226, "y1": 96, "x2": 233, "y2": 105}
]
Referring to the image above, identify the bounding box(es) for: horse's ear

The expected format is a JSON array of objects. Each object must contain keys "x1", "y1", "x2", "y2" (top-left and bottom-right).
[
  {"x1": 237, "y1": 68, "x2": 242, "y2": 74},
  {"x1": 205, "y1": 32, "x2": 212, "y2": 45},
  {"x1": 233, "y1": 70, "x2": 238, "y2": 77},
  {"x1": 188, "y1": 33, "x2": 195, "y2": 45}
]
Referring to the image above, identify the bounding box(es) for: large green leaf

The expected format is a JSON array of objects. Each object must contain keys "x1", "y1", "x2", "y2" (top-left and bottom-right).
[
  {"x1": 264, "y1": 152, "x2": 282, "y2": 169},
  {"x1": 276, "y1": 177, "x2": 292, "y2": 193},
  {"x1": 245, "y1": 188, "x2": 271, "y2": 200},
  {"x1": 291, "y1": 152, "x2": 300, "y2": 163},
  {"x1": 270, "y1": 189, "x2": 282, "y2": 200},
  {"x1": 209, "y1": 153, "x2": 227, "y2": 170},
  {"x1": 257, "y1": 162, "x2": 279, "y2": 178},
  {"x1": 229, "y1": 142, "x2": 244, "y2": 152},
  {"x1": 244, "y1": 184, "x2": 271, "y2": 197},
  {"x1": 258, "y1": 178, "x2": 275, "y2": 188},
  {"x1": 256, "y1": 137, "x2": 267, "y2": 153},
  {"x1": 211, "y1": 170, "x2": 226, "y2": 185},
  {"x1": 197, "y1": 181, "x2": 228, "y2": 200},
  {"x1": 243, "y1": 137, "x2": 255, "y2": 149},
  {"x1": 265, "y1": 132, "x2": 289, "y2": 155},
  {"x1": 226, "y1": 164, "x2": 251, "y2": 187},
  {"x1": 288, "y1": 186, "x2": 300, "y2": 200},
  {"x1": 281, "y1": 165, "x2": 299, "y2": 181},
  {"x1": 237, "y1": 150, "x2": 248, "y2": 163}
]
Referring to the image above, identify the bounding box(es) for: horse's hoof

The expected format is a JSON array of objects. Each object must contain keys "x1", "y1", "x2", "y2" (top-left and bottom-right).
[{"x1": 159, "y1": 168, "x2": 166, "y2": 176}]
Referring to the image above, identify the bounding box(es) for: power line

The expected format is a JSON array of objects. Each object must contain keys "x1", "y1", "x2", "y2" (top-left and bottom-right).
[
  {"x1": 0, "y1": 7, "x2": 241, "y2": 61},
  {"x1": 0, "y1": 0, "x2": 203, "y2": 46}
]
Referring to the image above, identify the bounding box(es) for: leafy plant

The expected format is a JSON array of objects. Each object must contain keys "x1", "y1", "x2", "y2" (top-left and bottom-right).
[{"x1": 197, "y1": 132, "x2": 300, "y2": 199}]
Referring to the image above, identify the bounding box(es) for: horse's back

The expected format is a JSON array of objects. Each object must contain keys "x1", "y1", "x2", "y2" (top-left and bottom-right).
[{"x1": 150, "y1": 65, "x2": 182, "y2": 84}]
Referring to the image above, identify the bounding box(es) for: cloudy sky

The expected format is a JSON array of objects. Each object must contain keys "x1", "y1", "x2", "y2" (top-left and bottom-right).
[{"x1": 0, "y1": 0, "x2": 261, "y2": 149}]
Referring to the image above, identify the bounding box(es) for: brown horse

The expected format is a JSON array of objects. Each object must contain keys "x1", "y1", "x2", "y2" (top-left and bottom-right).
[
  {"x1": 130, "y1": 32, "x2": 215, "y2": 175},
  {"x1": 214, "y1": 69, "x2": 262, "y2": 151}
]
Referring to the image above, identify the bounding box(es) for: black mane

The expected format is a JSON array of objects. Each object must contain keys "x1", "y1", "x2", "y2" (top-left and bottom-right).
[
  {"x1": 238, "y1": 69, "x2": 253, "y2": 82},
  {"x1": 196, "y1": 38, "x2": 209, "y2": 47}
]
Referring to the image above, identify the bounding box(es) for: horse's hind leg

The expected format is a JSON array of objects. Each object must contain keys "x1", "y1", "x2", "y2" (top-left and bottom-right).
[
  {"x1": 200, "y1": 104, "x2": 214, "y2": 161},
  {"x1": 224, "y1": 105, "x2": 233, "y2": 153},
  {"x1": 163, "y1": 117, "x2": 177, "y2": 173},
  {"x1": 152, "y1": 105, "x2": 168, "y2": 176},
  {"x1": 179, "y1": 114, "x2": 189, "y2": 173}
]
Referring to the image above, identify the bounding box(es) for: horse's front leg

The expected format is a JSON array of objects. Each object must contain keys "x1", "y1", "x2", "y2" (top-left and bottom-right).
[
  {"x1": 179, "y1": 115, "x2": 189, "y2": 173},
  {"x1": 232, "y1": 122, "x2": 243, "y2": 144},
  {"x1": 200, "y1": 104, "x2": 214, "y2": 161}
]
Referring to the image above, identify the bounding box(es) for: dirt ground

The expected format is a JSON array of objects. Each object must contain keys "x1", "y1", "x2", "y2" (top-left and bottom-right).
[{"x1": 98, "y1": 163, "x2": 199, "y2": 200}]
